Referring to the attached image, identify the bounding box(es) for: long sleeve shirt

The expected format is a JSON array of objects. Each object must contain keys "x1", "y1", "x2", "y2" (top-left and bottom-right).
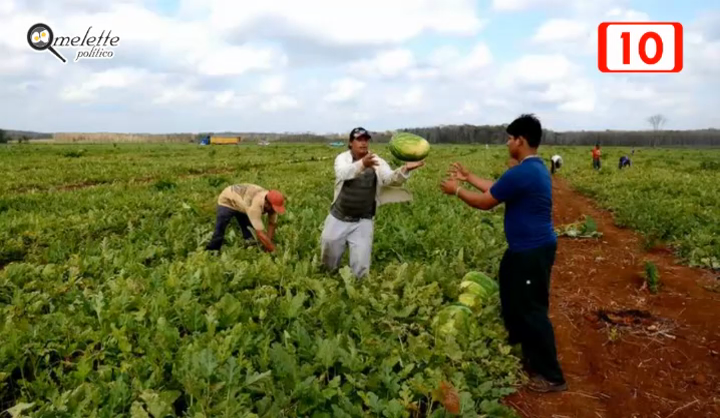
[{"x1": 331, "y1": 150, "x2": 414, "y2": 207}]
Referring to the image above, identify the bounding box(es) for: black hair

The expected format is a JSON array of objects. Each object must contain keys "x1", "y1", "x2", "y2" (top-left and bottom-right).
[{"x1": 506, "y1": 113, "x2": 543, "y2": 148}]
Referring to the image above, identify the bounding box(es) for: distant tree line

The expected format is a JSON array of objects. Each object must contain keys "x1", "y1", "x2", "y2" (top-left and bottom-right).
[
  {"x1": 271, "y1": 125, "x2": 720, "y2": 147},
  {"x1": 0, "y1": 129, "x2": 48, "y2": 142},
  {"x1": 390, "y1": 125, "x2": 720, "y2": 147},
  {"x1": 4, "y1": 113, "x2": 720, "y2": 147}
]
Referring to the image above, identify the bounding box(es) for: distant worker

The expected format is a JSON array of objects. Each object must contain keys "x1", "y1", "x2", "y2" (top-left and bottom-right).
[
  {"x1": 592, "y1": 144, "x2": 602, "y2": 170},
  {"x1": 619, "y1": 155, "x2": 631, "y2": 169},
  {"x1": 550, "y1": 154, "x2": 562, "y2": 174},
  {"x1": 206, "y1": 184, "x2": 285, "y2": 253}
]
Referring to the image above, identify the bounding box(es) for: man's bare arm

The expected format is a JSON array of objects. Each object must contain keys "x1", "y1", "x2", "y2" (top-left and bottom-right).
[
  {"x1": 457, "y1": 188, "x2": 501, "y2": 211},
  {"x1": 465, "y1": 174, "x2": 494, "y2": 193},
  {"x1": 256, "y1": 230, "x2": 275, "y2": 252},
  {"x1": 449, "y1": 163, "x2": 494, "y2": 192},
  {"x1": 267, "y1": 222, "x2": 276, "y2": 241}
]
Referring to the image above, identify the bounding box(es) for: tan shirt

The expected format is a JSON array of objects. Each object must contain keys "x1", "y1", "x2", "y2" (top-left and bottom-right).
[{"x1": 217, "y1": 184, "x2": 277, "y2": 231}]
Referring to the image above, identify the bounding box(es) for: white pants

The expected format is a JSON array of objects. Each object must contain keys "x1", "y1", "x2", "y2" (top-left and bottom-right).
[{"x1": 320, "y1": 214, "x2": 374, "y2": 278}]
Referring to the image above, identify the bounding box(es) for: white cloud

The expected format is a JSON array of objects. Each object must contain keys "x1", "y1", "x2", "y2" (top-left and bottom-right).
[
  {"x1": 605, "y1": 7, "x2": 650, "y2": 21},
  {"x1": 152, "y1": 85, "x2": 205, "y2": 105},
  {"x1": 212, "y1": 90, "x2": 255, "y2": 109},
  {"x1": 1, "y1": 0, "x2": 719, "y2": 134},
  {"x1": 193, "y1": 45, "x2": 288, "y2": 76},
  {"x1": 536, "y1": 79, "x2": 596, "y2": 112},
  {"x1": 200, "y1": 0, "x2": 485, "y2": 46},
  {"x1": 493, "y1": 0, "x2": 628, "y2": 13},
  {"x1": 532, "y1": 19, "x2": 589, "y2": 43},
  {"x1": 457, "y1": 100, "x2": 480, "y2": 116},
  {"x1": 386, "y1": 86, "x2": 425, "y2": 111},
  {"x1": 261, "y1": 95, "x2": 299, "y2": 112},
  {"x1": 492, "y1": 0, "x2": 552, "y2": 11},
  {"x1": 451, "y1": 43, "x2": 493, "y2": 74},
  {"x1": 601, "y1": 78, "x2": 657, "y2": 101},
  {"x1": 531, "y1": 7, "x2": 652, "y2": 55},
  {"x1": 0, "y1": 0, "x2": 15, "y2": 14},
  {"x1": 214, "y1": 90, "x2": 235, "y2": 106},
  {"x1": 0, "y1": 54, "x2": 28, "y2": 74},
  {"x1": 257, "y1": 75, "x2": 286, "y2": 95},
  {"x1": 348, "y1": 49, "x2": 416, "y2": 78},
  {"x1": 351, "y1": 42, "x2": 492, "y2": 82},
  {"x1": 484, "y1": 97, "x2": 512, "y2": 109},
  {"x1": 59, "y1": 67, "x2": 153, "y2": 102},
  {"x1": 323, "y1": 78, "x2": 366, "y2": 103},
  {"x1": 499, "y1": 54, "x2": 575, "y2": 86}
]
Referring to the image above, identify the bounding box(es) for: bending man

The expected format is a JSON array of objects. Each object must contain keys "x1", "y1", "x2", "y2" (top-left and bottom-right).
[
  {"x1": 619, "y1": 155, "x2": 631, "y2": 169},
  {"x1": 206, "y1": 184, "x2": 285, "y2": 253}
]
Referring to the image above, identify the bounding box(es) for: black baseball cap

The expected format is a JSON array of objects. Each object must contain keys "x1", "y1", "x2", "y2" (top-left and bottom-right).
[{"x1": 349, "y1": 127, "x2": 371, "y2": 141}]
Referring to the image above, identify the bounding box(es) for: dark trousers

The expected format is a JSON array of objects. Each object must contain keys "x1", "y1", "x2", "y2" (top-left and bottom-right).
[
  {"x1": 593, "y1": 158, "x2": 601, "y2": 170},
  {"x1": 206, "y1": 205, "x2": 254, "y2": 250},
  {"x1": 499, "y1": 242, "x2": 565, "y2": 384}
]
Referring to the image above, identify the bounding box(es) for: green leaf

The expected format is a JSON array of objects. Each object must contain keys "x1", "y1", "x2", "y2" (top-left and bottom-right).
[{"x1": 6, "y1": 402, "x2": 34, "y2": 418}]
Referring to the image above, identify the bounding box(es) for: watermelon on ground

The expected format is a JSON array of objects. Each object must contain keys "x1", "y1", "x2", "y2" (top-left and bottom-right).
[
  {"x1": 433, "y1": 303, "x2": 472, "y2": 336},
  {"x1": 457, "y1": 271, "x2": 499, "y2": 308},
  {"x1": 388, "y1": 132, "x2": 430, "y2": 162},
  {"x1": 462, "y1": 271, "x2": 499, "y2": 294}
]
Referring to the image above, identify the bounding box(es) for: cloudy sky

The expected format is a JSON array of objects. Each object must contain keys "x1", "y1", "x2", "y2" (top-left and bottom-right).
[{"x1": 1, "y1": 0, "x2": 718, "y2": 134}]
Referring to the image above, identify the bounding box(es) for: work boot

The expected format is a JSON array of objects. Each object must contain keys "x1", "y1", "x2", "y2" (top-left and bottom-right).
[{"x1": 527, "y1": 376, "x2": 568, "y2": 393}]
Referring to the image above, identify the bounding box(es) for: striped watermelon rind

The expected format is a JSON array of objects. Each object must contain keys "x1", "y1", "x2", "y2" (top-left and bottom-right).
[
  {"x1": 388, "y1": 132, "x2": 430, "y2": 162},
  {"x1": 462, "y1": 271, "x2": 498, "y2": 294}
]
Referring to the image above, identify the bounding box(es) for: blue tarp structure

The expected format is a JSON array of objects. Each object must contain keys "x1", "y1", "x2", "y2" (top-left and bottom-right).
[
  {"x1": 329, "y1": 141, "x2": 344, "y2": 147},
  {"x1": 200, "y1": 136, "x2": 210, "y2": 145}
]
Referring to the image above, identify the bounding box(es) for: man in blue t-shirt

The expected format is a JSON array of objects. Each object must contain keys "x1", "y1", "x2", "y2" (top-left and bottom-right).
[{"x1": 440, "y1": 113, "x2": 566, "y2": 393}]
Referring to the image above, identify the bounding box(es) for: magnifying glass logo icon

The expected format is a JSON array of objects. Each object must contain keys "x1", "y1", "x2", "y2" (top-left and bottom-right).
[{"x1": 27, "y1": 23, "x2": 66, "y2": 63}]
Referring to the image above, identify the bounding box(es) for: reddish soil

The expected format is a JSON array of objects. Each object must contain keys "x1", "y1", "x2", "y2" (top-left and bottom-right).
[{"x1": 503, "y1": 177, "x2": 720, "y2": 418}]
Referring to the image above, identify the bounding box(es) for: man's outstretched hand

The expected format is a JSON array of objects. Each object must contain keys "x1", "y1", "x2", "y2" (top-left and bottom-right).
[
  {"x1": 440, "y1": 177, "x2": 460, "y2": 195},
  {"x1": 448, "y1": 162, "x2": 470, "y2": 181},
  {"x1": 404, "y1": 161, "x2": 425, "y2": 171}
]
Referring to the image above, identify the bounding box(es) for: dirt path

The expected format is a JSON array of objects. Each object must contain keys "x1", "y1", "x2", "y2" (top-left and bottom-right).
[{"x1": 503, "y1": 177, "x2": 720, "y2": 418}]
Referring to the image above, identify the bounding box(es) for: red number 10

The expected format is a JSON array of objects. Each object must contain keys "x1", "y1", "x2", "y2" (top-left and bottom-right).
[{"x1": 621, "y1": 31, "x2": 663, "y2": 65}]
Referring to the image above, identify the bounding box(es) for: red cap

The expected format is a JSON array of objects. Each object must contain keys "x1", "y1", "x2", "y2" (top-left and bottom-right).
[{"x1": 266, "y1": 190, "x2": 286, "y2": 214}]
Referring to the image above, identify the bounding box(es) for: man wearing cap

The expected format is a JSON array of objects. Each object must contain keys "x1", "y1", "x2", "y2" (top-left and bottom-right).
[
  {"x1": 320, "y1": 127, "x2": 425, "y2": 278},
  {"x1": 205, "y1": 183, "x2": 286, "y2": 253}
]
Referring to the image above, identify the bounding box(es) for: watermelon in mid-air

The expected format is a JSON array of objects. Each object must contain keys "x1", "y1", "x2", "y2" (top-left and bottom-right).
[{"x1": 388, "y1": 132, "x2": 430, "y2": 162}]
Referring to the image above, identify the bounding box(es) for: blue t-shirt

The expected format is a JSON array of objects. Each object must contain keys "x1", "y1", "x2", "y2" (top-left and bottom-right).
[{"x1": 489, "y1": 157, "x2": 557, "y2": 252}]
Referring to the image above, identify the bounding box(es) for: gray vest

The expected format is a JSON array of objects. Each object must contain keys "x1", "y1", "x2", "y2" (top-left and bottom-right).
[{"x1": 331, "y1": 166, "x2": 377, "y2": 221}]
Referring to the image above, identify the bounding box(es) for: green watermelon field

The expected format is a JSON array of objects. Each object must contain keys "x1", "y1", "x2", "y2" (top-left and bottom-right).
[{"x1": 1, "y1": 143, "x2": 719, "y2": 417}]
